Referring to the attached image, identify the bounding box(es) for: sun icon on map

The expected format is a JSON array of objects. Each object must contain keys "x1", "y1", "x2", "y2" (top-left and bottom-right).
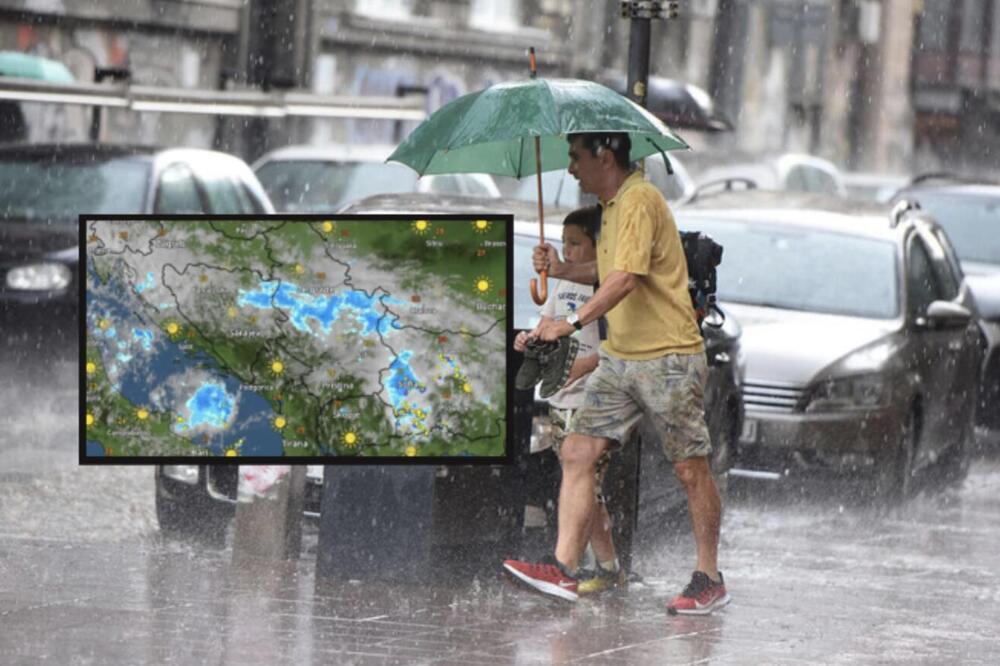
[
  {"x1": 321, "y1": 221, "x2": 335, "y2": 233},
  {"x1": 472, "y1": 219, "x2": 492, "y2": 234},
  {"x1": 270, "y1": 360, "x2": 285, "y2": 376},
  {"x1": 412, "y1": 219, "x2": 431, "y2": 235},
  {"x1": 473, "y1": 275, "x2": 492, "y2": 295},
  {"x1": 404, "y1": 445, "x2": 419, "y2": 457},
  {"x1": 341, "y1": 431, "x2": 359, "y2": 448},
  {"x1": 273, "y1": 415, "x2": 287, "y2": 430}
]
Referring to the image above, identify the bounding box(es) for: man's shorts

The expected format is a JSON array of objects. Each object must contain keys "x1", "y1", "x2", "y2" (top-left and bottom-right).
[{"x1": 572, "y1": 349, "x2": 712, "y2": 463}]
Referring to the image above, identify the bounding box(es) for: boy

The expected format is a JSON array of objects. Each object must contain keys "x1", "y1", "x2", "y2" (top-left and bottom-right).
[{"x1": 512, "y1": 206, "x2": 624, "y2": 595}]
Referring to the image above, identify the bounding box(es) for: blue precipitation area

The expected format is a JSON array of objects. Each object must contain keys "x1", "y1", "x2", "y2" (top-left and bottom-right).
[
  {"x1": 85, "y1": 261, "x2": 282, "y2": 457},
  {"x1": 385, "y1": 350, "x2": 429, "y2": 429},
  {"x1": 177, "y1": 382, "x2": 233, "y2": 430},
  {"x1": 238, "y1": 281, "x2": 403, "y2": 336}
]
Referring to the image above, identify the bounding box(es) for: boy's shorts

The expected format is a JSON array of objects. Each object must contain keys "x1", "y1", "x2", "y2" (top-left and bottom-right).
[{"x1": 572, "y1": 349, "x2": 712, "y2": 463}]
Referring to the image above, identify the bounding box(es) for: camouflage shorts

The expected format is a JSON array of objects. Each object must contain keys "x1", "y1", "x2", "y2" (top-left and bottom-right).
[
  {"x1": 572, "y1": 350, "x2": 712, "y2": 463},
  {"x1": 549, "y1": 407, "x2": 612, "y2": 505}
]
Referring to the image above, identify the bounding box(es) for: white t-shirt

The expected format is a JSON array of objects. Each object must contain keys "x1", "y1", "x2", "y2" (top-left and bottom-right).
[{"x1": 539, "y1": 278, "x2": 599, "y2": 409}]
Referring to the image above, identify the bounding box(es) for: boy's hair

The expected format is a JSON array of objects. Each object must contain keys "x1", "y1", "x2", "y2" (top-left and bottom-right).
[
  {"x1": 563, "y1": 205, "x2": 600, "y2": 244},
  {"x1": 568, "y1": 132, "x2": 632, "y2": 170}
]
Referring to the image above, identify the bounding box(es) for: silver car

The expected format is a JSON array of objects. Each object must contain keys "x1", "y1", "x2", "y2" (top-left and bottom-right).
[{"x1": 677, "y1": 191, "x2": 983, "y2": 499}]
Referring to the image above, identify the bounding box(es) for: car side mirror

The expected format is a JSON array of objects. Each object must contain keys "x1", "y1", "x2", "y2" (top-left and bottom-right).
[{"x1": 920, "y1": 300, "x2": 972, "y2": 328}]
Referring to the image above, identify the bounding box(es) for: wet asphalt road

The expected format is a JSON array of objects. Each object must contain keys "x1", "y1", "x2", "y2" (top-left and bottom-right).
[{"x1": 2, "y1": 379, "x2": 999, "y2": 666}]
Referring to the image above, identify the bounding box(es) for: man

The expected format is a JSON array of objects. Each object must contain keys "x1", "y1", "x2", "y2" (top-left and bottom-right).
[{"x1": 503, "y1": 132, "x2": 729, "y2": 615}]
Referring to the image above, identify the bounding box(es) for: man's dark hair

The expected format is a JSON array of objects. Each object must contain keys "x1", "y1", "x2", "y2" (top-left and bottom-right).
[
  {"x1": 568, "y1": 132, "x2": 631, "y2": 170},
  {"x1": 562, "y1": 205, "x2": 600, "y2": 244}
]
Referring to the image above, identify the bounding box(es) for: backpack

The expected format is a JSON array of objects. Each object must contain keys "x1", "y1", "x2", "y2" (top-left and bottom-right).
[{"x1": 680, "y1": 231, "x2": 724, "y2": 328}]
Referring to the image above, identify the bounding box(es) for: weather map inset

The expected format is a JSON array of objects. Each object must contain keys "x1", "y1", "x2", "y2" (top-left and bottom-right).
[{"x1": 82, "y1": 215, "x2": 511, "y2": 462}]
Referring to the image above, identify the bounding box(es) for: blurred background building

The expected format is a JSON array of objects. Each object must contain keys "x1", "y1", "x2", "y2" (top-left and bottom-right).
[{"x1": 0, "y1": 0, "x2": 997, "y2": 176}]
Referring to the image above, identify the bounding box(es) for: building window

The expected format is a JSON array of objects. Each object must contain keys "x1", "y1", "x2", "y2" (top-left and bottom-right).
[
  {"x1": 959, "y1": 0, "x2": 988, "y2": 53},
  {"x1": 355, "y1": 0, "x2": 413, "y2": 20},
  {"x1": 992, "y1": 0, "x2": 1000, "y2": 56},
  {"x1": 469, "y1": 0, "x2": 521, "y2": 31},
  {"x1": 918, "y1": 0, "x2": 951, "y2": 51}
]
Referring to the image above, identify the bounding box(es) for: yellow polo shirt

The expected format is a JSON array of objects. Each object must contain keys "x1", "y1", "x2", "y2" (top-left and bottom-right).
[{"x1": 597, "y1": 172, "x2": 704, "y2": 359}]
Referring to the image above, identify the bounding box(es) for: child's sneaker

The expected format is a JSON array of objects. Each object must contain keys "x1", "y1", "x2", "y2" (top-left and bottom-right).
[
  {"x1": 577, "y1": 563, "x2": 626, "y2": 595},
  {"x1": 515, "y1": 340, "x2": 552, "y2": 390},
  {"x1": 538, "y1": 336, "x2": 579, "y2": 399},
  {"x1": 666, "y1": 571, "x2": 730, "y2": 615},
  {"x1": 502, "y1": 557, "x2": 579, "y2": 602}
]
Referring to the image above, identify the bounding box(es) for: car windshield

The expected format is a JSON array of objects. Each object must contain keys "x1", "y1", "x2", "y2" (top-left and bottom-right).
[
  {"x1": 683, "y1": 217, "x2": 900, "y2": 319},
  {"x1": 908, "y1": 193, "x2": 1000, "y2": 265},
  {"x1": 0, "y1": 156, "x2": 149, "y2": 219},
  {"x1": 255, "y1": 160, "x2": 419, "y2": 212}
]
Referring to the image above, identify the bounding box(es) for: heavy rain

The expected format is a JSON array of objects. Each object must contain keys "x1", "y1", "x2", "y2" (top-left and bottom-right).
[{"x1": 1, "y1": 1, "x2": 999, "y2": 664}]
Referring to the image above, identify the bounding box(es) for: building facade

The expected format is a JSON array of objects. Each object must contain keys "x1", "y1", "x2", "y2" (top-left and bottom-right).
[{"x1": 0, "y1": 0, "x2": 996, "y2": 176}]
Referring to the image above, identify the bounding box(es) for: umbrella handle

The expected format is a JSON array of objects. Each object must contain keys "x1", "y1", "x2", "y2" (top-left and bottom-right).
[{"x1": 530, "y1": 271, "x2": 548, "y2": 305}]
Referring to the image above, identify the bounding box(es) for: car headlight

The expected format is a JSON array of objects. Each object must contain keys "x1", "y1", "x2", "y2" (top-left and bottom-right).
[
  {"x1": 6, "y1": 262, "x2": 72, "y2": 291},
  {"x1": 162, "y1": 465, "x2": 199, "y2": 485},
  {"x1": 806, "y1": 374, "x2": 888, "y2": 411}
]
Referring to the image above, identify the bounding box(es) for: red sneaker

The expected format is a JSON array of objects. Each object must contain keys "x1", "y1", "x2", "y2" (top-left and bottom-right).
[
  {"x1": 502, "y1": 558, "x2": 579, "y2": 602},
  {"x1": 667, "y1": 571, "x2": 730, "y2": 615}
]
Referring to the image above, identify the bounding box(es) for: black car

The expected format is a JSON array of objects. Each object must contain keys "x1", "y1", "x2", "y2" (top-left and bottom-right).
[
  {"x1": 890, "y1": 179, "x2": 1000, "y2": 448},
  {"x1": 677, "y1": 190, "x2": 983, "y2": 498},
  {"x1": 0, "y1": 143, "x2": 273, "y2": 347},
  {"x1": 155, "y1": 192, "x2": 744, "y2": 568}
]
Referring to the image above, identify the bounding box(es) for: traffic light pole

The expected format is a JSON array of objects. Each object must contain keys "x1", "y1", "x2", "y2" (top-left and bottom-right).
[{"x1": 612, "y1": 0, "x2": 677, "y2": 572}]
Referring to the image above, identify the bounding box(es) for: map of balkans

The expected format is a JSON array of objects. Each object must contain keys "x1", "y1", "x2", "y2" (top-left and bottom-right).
[{"x1": 84, "y1": 218, "x2": 508, "y2": 459}]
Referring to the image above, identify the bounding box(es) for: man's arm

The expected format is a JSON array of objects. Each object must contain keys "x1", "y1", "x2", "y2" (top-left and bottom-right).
[
  {"x1": 533, "y1": 243, "x2": 598, "y2": 286},
  {"x1": 534, "y1": 270, "x2": 637, "y2": 341}
]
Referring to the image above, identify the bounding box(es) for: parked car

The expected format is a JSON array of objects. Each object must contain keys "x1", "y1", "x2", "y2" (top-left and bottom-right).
[
  {"x1": 156, "y1": 191, "x2": 744, "y2": 565},
  {"x1": 493, "y1": 153, "x2": 695, "y2": 209},
  {"x1": 251, "y1": 143, "x2": 500, "y2": 213},
  {"x1": 677, "y1": 190, "x2": 984, "y2": 499},
  {"x1": 890, "y1": 178, "x2": 1000, "y2": 446},
  {"x1": 842, "y1": 172, "x2": 910, "y2": 203},
  {"x1": 0, "y1": 142, "x2": 272, "y2": 347},
  {"x1": 692, "y1": 153, "x2": 848, "y2": 198}
]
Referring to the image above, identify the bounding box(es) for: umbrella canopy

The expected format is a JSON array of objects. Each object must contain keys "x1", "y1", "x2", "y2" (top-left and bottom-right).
[
  {"x1": 0, "y1": 51, "x2": 74, "y2": 84},
  {"x1": 388, "y1": 77, "x2": 688, "y2": 178}
]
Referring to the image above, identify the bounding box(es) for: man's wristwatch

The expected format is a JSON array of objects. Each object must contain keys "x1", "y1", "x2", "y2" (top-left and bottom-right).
[{"x1": 566, "y1": 313, "x2": 582, "y2": 331}]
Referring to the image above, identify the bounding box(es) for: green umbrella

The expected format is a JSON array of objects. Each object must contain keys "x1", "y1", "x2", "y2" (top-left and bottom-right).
[
  {"x1": 389, "y1": 64, "x2": 688, "y2": 304},
  {"x1": 388, "y1": 77, "x2": 687, "y2": 178},
  {"x1": 0, "y1": 51, "x2": 75, "y2": 84}
]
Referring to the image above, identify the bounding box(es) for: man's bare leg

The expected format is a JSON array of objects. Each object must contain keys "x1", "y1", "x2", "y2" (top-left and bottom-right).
[
  {"x1": 673, "y1": 456, "x2": 721, "y2": 580},
  {"x1": 554, "y1": 433, "x2": 609, "y2": 571}
]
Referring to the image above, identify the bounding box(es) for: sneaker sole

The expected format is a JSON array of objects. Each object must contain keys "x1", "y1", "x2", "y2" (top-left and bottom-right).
[
  {"x1": 502, "y1": 563, "x2": 578, "y2": 602},
  {"x1": 667, "y1": 592, "x2": 731, "y2": 616}
]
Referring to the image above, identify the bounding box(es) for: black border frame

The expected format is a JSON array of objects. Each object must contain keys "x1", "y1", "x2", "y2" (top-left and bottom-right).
[{"x1": 80, "y1": 213, "x2": 515, "y2": 465}]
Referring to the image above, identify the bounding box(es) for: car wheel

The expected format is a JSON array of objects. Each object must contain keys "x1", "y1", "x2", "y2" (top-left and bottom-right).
[
  {"x1": 710, "y1": 402, "x2": 738, "y2": 498},
  {"x1": 937, "y1": 413, "x2": 972, "y2": 486},
  {"x1": 874, "y1": 408, "x2": 917, "y2": 503},
  {"x1": 155, "y1": 481, "x2": 229, "y2": 547}
]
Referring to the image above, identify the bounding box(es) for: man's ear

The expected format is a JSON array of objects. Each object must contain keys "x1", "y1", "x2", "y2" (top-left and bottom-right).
[{"x1": 598, "y1": 146, "x2": 615, "y2": 169}]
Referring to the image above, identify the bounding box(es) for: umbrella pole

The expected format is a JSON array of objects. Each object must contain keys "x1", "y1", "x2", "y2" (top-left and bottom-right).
[
  {"x1": 528, "y1": 47, "x2": 548, "y2": 306},
  {"x1": 529, "y1": 135, "x2": 548, "y2": 305}
]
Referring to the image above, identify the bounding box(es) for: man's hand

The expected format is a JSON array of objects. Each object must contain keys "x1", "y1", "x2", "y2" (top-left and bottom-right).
[
  {"x1": 533, "y1": 243, "x2": 563, "y2": 278},
  {"x1": 533, "y1": 317, "x2": 574, "y2": 342}
]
